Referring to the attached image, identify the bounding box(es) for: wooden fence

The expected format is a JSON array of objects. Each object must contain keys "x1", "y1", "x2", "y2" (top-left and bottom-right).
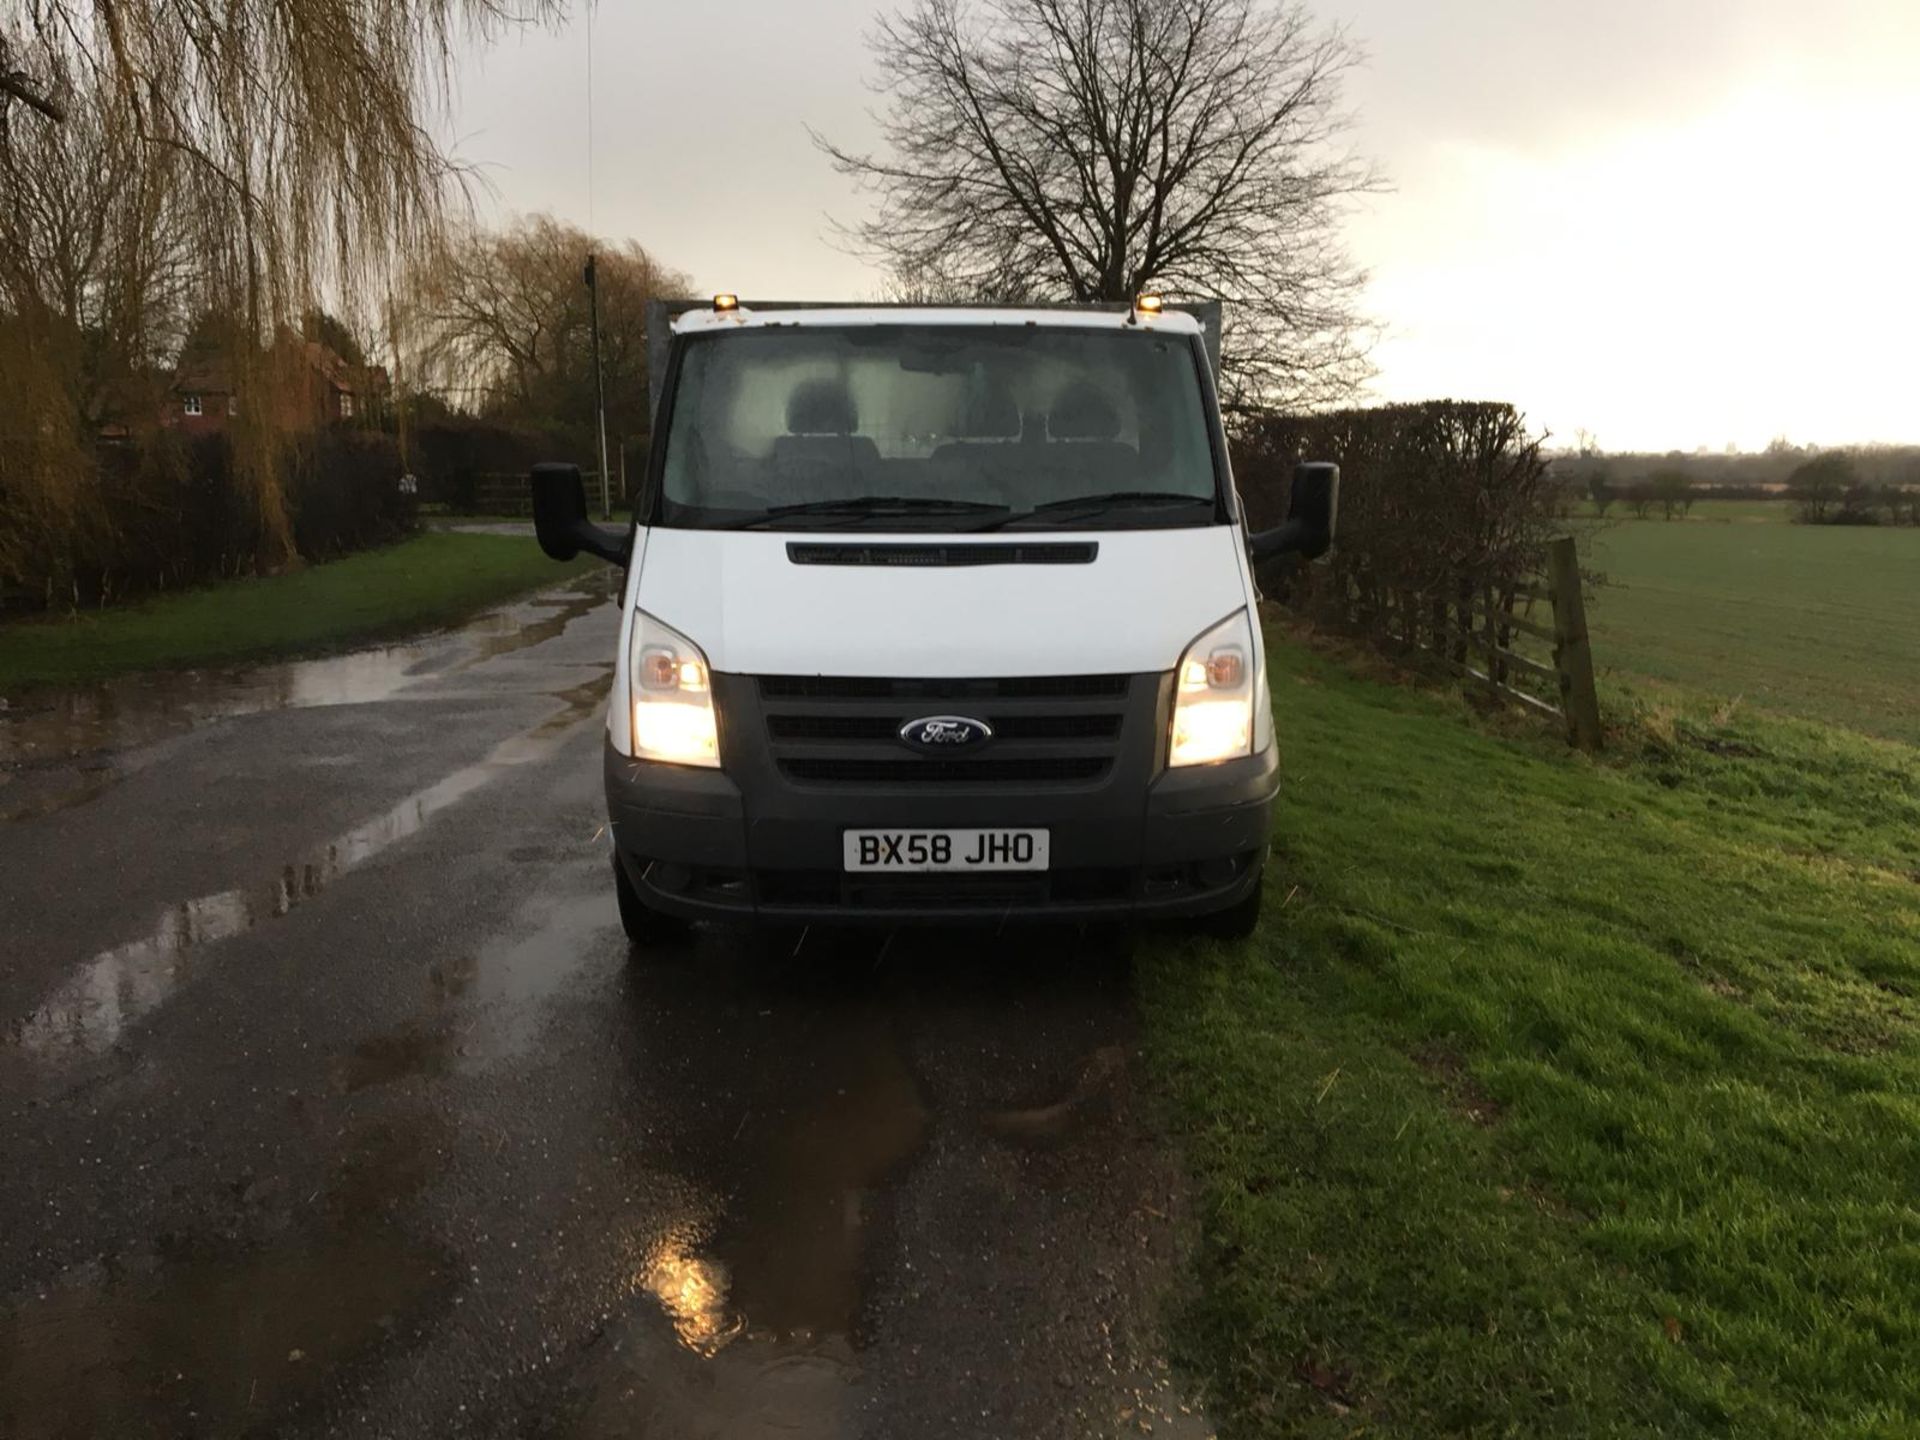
[
  {"x1": 1331, "y1": 536, "x2": 1602, "y2": 751},
  {"x1": 466, "y1": 470, "x2": 612, "y2": 517}
]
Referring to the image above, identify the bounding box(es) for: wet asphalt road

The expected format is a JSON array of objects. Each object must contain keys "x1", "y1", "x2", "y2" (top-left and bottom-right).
[{"x1": 0, "y1": 577, "x2": 1211, "y2": 1439}]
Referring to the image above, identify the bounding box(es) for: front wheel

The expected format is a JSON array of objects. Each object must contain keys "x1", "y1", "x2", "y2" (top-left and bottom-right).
[
  {"x1": 1197, "y1": 881, "x2": 1263, "y2": 940},
  {"x1": 613, "y1": 856, "x2": 692, "y2": 953}
]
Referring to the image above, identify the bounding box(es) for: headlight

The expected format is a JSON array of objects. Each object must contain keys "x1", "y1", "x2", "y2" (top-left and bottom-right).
[
  {"x1": 1169, "y1": 609, "x2": 1255, "y2": 767},
  {"x1": 630, "y1": 611, "x2": 720, "y2": 767}
]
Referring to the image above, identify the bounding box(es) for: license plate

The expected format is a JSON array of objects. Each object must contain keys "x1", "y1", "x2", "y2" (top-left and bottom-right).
[{"x1": 842, "y1": 828, "x2": 1050, "y2": 873}]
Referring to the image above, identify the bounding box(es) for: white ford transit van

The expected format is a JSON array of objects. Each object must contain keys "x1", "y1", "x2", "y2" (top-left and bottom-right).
[{"x1": 530, "y1": 297, "x2": 1336, "y2": 947}]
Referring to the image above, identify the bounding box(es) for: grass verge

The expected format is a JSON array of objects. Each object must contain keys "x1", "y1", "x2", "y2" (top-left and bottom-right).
[
  {"x1": 0, "y1": 531, "x2": 592, "y2": 690},
  {"x1": 1141, "y1": 630, "x2": 1920, "y2": 1437}
]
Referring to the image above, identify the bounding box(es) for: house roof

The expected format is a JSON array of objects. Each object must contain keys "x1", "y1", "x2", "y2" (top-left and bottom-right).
[
  {"x1": 170, "y1": 337, "x2": 385, "y2": 396},
  {"x1": 172, "y1": 358, "x2": 233, "y2": 394}
]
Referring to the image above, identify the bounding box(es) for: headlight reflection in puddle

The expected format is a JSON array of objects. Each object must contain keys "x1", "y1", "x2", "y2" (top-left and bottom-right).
[{"x1": 639, "y1": 1244, "x2": 747, "y2": 1357}]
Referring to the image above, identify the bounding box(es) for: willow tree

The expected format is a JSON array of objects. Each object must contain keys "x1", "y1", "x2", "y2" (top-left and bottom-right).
[
  {"x1": 0, "y1": 0, "x2": 555, "y2": 567},
  {"x1": 404, "y1": 215, "x2": 689, "y2": 441},
  {"x1": 0, "y1": 65, "x2": 197, "y2": 601},
  {"x1": 817, "y1": 0, "x2": 1376, "y2": 409}
]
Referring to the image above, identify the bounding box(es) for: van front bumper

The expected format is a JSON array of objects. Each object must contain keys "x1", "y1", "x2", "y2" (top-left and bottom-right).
[{"x1": 603, "y1": 737, "x2": 1277, "y2": 925}]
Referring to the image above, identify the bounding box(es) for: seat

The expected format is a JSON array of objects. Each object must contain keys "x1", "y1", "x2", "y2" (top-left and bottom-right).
[
  {"x1": 1042, "y1": 384, "x2": 1141, "y2": 496},
  {"x1": 771, "y1": 378, "x2": 879, "y2": 498}
]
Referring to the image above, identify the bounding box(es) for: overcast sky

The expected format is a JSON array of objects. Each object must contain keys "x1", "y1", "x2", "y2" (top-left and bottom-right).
[{"x1": 444, "y1": 0, "x2": 1919, "y2": 452}]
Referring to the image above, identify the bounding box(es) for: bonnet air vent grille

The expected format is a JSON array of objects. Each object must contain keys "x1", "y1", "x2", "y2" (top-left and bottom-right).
[
  {"x1": 757, "y1": 675, "x2": 1129, "y2": 701},
  {"x1": 785, "y1": 542, "x2": 1098, "y2": 567}
]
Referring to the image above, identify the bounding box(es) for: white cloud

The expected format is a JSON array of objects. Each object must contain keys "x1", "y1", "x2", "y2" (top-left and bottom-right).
[{"x1": 1354, "y1": 73, "x2": 1920, "y2": 448}]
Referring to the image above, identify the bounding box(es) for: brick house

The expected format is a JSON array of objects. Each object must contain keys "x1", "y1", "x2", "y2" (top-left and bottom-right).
[{"x1": 167, "y1": 336, "x2": 388, "y2": 436}]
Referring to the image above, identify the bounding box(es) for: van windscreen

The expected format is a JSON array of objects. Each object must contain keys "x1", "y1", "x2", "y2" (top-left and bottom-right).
[{"x1": 656, "y1": 326, "x2": 1220, "y2": 531}]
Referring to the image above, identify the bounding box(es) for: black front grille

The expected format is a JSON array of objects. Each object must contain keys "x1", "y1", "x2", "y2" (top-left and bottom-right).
[
  {"x1": 781, "y1": 756, "x2": 1110, "y2": 785},
  {"x1": 768, "y1": 713, "x2": 1121, "y2": 743},
  {"x1": 753, "y1": 673, "x2": 1135, "y2": 789}
]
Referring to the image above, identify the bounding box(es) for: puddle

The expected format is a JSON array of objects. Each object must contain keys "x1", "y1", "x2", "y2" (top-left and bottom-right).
[
  {"x1": 630, "y1": 997, "x2": 931, "y2": 1352},
  {"x1": 331, "y1": 957, "x2": 481, "y2": 1094},
  {"x1": 0, "y1": 1114, "x2": 450, "y2": 1439},
  {"x1": 0, "y1": 770, "x2": 118, "y2": 824},
  {"x1": 575, "y1": 940, "x2": 1221, "y2": 1440},
  {"x1": 7, "y1": 670, "x2": 610, "y2": 1059},
  {"x1": 458, "y1": 888, "x2": 625, "y2": 1061},
  {"x1": 336, "y1": 1021, "x2": 457, "y2": 1093},
  {"x1": 0, "y1": 1237, "x2": 443, "y2": 1438},
  {"x1": 561, "y1": 996, "x2": 929, "y2": 1436},
  {"x1": 706, "y1": 1012, "x2": 928, "y2": 1343},
  {"x1": 983, "y1": 1042, "x2": 1129, "y2": 1145},
  {"x1": 331, "y1": 889, "x2": 624, "y2": 1088},
  {"x1": 0, "y1": 579, "x2": 612, "y2": 822},
  {"x1": 569, "y1": 1326, "x2": 859, "y2": 1440}
]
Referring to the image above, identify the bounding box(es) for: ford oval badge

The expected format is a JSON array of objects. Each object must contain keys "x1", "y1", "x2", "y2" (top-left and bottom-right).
[{"x1": 898, "y1": 715, "x2": 993, "y2": 752}]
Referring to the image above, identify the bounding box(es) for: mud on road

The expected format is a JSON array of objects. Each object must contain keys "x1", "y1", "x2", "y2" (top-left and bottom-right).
[{"x1": 0, "y1": 580, "x2": 1212, "y2": 1438}]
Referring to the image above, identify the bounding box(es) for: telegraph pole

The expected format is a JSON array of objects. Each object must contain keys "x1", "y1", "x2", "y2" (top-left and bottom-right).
[{"x1": 584, "y1": 253, "x2": 612, "y2": 519}]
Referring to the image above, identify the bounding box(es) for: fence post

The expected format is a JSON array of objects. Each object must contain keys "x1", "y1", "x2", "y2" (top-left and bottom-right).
[
  {"x1": 1484, "y1": 586, "x2": 1505, "y2": 689},
  {"x1": 1547, "y1": 536, "x2": 1602, "y2": 751}
]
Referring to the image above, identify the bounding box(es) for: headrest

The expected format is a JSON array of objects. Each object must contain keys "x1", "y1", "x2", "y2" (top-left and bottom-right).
[
  {"x1": 786, "y1": 378, "x2": 857, "y2": 435},
  {"x1": 1049, "y1": 384, "x2": 1121, "y2": 441},
  {"x1": 958, "y1": 386, "x2": 1021, "y2": 439}
]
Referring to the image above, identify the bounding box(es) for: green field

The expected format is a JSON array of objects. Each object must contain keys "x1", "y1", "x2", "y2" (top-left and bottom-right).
[
  {"x1": 1585, "y1": 502, "x2": 1920, "y2": 744},
  {"x1": 1143, "y1": 632, "x2": 1920, "y2": 1437},
  {"x1": 0, "y1": 531, "x2": 589, "y2": 690}
]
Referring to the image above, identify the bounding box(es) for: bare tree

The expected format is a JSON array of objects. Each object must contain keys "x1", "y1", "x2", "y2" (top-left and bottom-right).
[
  {"x1": 403, "y1": 215, "x2": 688, "y2": 440},
  {"x1": 1650, "y1": 468, "x2": 1692, "y2": 521},
  {"x1": 817, "y1": 0, "x2": 1376, "y2": 409},
  {"x1": 1, "y1": 0, "x2": 556, "y2": 563},
  {"x1": 1786, "y1": 453, "x2": 1854, "y2": 525}
]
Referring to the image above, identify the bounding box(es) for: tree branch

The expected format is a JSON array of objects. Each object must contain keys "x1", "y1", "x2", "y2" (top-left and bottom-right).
[{"x1": 0, "y1": 68, "x2": 67, "y2": 121}]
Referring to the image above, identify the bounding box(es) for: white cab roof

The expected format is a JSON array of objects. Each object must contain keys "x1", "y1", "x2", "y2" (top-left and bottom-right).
[{"x1": 672, "y1": 304, "x2": 1203, "y2": 338}]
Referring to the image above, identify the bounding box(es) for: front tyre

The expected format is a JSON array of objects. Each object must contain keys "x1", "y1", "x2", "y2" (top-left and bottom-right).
[
  {"x1": 1197, "y1": 881, "x2": 1263, "y2": 941},
  {"x1": 613, "y1": 856, "x2": 692, "y2": 952}
]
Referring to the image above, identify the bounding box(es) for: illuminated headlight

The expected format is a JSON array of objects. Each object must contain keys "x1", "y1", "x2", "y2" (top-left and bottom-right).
[
  {"x1": 630, "y1": 611, "x2": 720, "y2": 767},
  {"x1": 1169, "y1": 609, "x2": 1256, "y2": 767}
]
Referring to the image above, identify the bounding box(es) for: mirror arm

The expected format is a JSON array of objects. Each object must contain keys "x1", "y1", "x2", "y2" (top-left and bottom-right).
[
  {"x1": 536, "y1": 515, "x2": 630, "y2": 567},
  {"x1": 568, "y1": 521, "x2": 630, "y2": 567},
  {"x1": 1247, "y1": 518, "x2": 1308, "y2": 563}
]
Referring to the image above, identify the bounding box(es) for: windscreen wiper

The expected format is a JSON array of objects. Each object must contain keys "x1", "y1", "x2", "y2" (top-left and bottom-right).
[
  {"x1": 727, "y1": 496, "x2": 1012, "y2": 529},
  {"x1": 979, "y1": 491, "x2": 1215, "y2": 528}
]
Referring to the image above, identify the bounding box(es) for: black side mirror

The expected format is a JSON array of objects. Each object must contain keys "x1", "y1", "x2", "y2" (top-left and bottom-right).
[
  {"x1": 1248, "y1": 461, "x2": 1340, "y2": 564},
  {"x1": 531, "y1": 463, "x2": 630, "y2": 566}
]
